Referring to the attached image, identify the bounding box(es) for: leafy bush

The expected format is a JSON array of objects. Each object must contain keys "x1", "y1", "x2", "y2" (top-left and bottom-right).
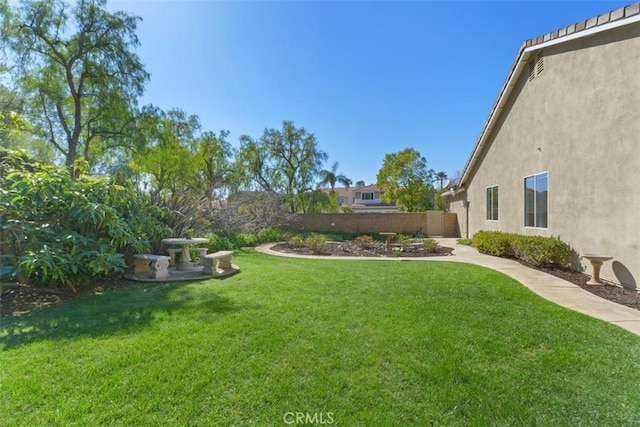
[
  {"x1": 0, "y1": 149, "x2": 170, "y2": 287},
  {"x1": 422, "y1": 238, "x2": 439, "y2": 253},
  {"x1": 472, "y1": 231, "x2": 515, "y2": 257},
  {"x1": 206, "y1": 234, "x2": 236, "y2": 252},
  {"x1": 472, "y1": 231, "x2": 578, "y2": 270},
  {"x1": 305, "y1": 234, "x2": 327, "y2": 254}
]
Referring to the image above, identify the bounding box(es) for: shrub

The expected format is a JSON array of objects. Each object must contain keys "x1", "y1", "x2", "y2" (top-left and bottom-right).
[
  {"x1": 287, "y1": 235, "x2": 305, "y2": 247},
  {"x1": 472, "y1": 231, "x2": 515, "y2": 257},
  {"x1": 353, "y1": 235, "x2": 375, "y2": 249},
  {"x1": 471, "y1": 231, "x2": 578, "y2": 270},
  {"x1": 305, "y1": 234, "x2": 327, "y2": 254},
  {"x1": 456, "y1": 238, "x2": 473, "y2": 246},
  {"x1": 207, "y1": 233, "x2": 235, "y2": 252},
  {"x1": 396, "y1": 234, "x2": 412, "y2": 245},
  {"x1": 0, "y1": 149, "x2": 169, "y2": 288},
  {"x1": 422, "y1": 238, "x2": 439, "y2": 253}
]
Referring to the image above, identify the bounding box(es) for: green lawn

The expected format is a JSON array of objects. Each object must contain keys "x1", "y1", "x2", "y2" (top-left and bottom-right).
[{"x1": 2, "y1": 249, "x2": 640, "y2": 425}]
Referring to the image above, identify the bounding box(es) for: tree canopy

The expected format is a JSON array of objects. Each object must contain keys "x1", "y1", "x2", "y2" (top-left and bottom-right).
[
  {"x1": 1, "y1": 0, "x2": 148, "y2": 171},
  {"x1": 376, "y1": 147, "x2": 435, "y2": 212},
  {"x1": 238, "y1": 120, "x2": 327, "y2": 213}
]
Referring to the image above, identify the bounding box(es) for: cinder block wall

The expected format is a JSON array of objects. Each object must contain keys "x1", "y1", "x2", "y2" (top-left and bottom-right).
[{"x1": 289, "y1": 213, "x2": 459, "y2": 237}]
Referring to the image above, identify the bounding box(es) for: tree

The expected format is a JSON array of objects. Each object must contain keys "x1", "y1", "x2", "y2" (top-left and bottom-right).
[
  {"x1": 435, "y1": 171, "x2": 448, "y2": 189},
  {"x1": 2, "y1": 0, "x2": 148, "y2": 172},
  {"x1": 376, "y1": 147, "x2": 435, "y2": 212},
  {"x1": 318, "y1": 161, "x2": 351, "y2": 193},
  {"x1": 131, "y1": 106, "x2": 202, "y2": 201},
  {"x1": 355, "y1": 180, "x2": 366, "y2": 187},
  {"x1": 237, "y1": 120, "x2": 327, "y2": 213}
]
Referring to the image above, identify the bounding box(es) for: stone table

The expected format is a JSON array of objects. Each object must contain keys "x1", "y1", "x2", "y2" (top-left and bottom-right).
[{"x1": 161, "y1": 237, "x2": 209, "y2": 271}]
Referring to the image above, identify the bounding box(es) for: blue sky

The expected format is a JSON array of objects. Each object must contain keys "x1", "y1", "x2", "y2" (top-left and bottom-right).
[{"x1": 109, "y1": 0, "x2": 631, "y2": 186}]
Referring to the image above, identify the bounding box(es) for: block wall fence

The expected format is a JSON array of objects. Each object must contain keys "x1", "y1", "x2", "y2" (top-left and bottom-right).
[{"x1": 289, "y1": 212, "x2": 459, "y2": 237}]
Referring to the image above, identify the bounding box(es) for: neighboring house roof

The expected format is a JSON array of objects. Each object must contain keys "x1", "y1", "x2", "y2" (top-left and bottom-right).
[
  {"x1": 353, "y1": 184, "x2": 380, "y2": 192},
  {"x1": 454, "y1": 2, "x2": 640, "y2": 192}
]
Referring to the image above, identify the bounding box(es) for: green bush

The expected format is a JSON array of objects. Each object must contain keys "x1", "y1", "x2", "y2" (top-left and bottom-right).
[
  {"x1": 472, "y1": 231, "x2": 577, "y2": 270},
  {"x1": 305, "y1": 234, "x2": 327, "y2": 254},
  {"x1": 456, "y1": 238, "x2": 473, "y2": 246},
  {"x1": 422, "y1": 238, "x2": 439, "y2": 253},
  {"x1": 0, "y1": 149, "x2": 169, "y2": 288},
  {"x1": 472, "y1": 231, "x2": 515, "y2": 257}
]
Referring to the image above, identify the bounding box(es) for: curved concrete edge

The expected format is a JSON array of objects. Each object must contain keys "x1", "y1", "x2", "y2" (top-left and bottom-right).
[
  {"x1": 256, "y1": 239, "x2": 640, "y2": 337},
  {"x1": 124, "y1": 264, "x2": 240, "y2": 283}
]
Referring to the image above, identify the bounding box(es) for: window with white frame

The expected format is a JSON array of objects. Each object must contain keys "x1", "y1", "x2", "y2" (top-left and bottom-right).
[
  {"x1": 486, "y1": 185, "x2": 499, "y2": 221},
  {"x1": 361, "y1": 192, "x2": 374, "y2": 201},
  {"x1": 524, "y1": 172, "x2": 548, "y2": 228}
]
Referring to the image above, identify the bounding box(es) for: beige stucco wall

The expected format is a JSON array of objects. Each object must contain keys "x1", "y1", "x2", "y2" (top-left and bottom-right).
[{"x1": 451, "y1": 23, "x2": 640, "y2": 287}]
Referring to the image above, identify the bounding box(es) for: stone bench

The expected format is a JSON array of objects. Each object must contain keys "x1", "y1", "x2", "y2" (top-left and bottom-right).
[
  {"x1": 193, "y1": 247, "x2": 208, "y2": 263},
  {"x1": 202, "y1": 251, "x2": 234, "y2": 275},
  {"x1": 132, "y1": 254, "x2": 171, "y2": 279}
]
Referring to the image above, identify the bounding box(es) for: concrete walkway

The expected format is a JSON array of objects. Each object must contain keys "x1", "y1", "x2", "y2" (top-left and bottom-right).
[{"x1": 256, "y1": 238, "x2": 640, "y2": 337}]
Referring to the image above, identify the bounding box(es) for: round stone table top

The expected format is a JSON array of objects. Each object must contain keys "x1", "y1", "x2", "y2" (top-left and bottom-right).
[{"x1": 161, "y1": 238, "x2": 209, "y2": 245}]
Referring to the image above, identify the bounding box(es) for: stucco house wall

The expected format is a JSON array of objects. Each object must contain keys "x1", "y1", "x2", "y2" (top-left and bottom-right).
[{"x1": 447, "y1": 6, "x2": 640, "y2": 287}]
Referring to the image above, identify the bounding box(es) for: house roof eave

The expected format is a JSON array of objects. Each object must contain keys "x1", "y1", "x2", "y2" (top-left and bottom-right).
[{"x1": 457, "y1": 3, "x2": 640, "y2": 188}]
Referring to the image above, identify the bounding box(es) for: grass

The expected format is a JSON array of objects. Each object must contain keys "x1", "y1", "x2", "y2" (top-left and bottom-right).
[{"x1": 2, "y1": 249, "x2": 640, "y2": 425}]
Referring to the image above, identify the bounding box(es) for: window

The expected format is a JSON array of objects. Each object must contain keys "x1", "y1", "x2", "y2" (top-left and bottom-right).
[
  {"x1": 524, "y1": 172, "x2": 548, "y2": 228},
  {"x1": 361, "y1": 192, "x2": 374, "y2": 201},
  {"x1": 486, "y1": 185, "x2": 499, "y2": 221}
]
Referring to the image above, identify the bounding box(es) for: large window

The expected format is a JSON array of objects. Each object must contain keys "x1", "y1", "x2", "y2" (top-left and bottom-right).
[
  {"x1": 486, "y1": 185, "x2": 499, "y2": 221},
  {"x1": 361, "y1": 192, "x2": 374, "y2": 201},
  {"x1": 524, "y1": 172, "x2": 548, "y2": 228}
]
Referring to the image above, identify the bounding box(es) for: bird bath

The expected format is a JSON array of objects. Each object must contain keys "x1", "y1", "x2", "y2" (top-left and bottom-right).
[
  {"x1": 582, "y1": 254, "x2": 613, "y2": 285},
  {"x1": 379, "y1": 232, "x2": 397, "y2": 252}
]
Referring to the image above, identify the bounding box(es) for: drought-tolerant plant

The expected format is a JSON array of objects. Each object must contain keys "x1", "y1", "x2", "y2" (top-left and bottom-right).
[
  {"x1": 396, "y1": 234, "x2": 412, "y2": 245},
  {"x1": 353, "y1": 235, "x2": 375, "y2": 249},
  {"x1": 305, "y1": 233, "x2": 327, "y2": 254},
  {"x1": 287, "y1": 235, "x2": 305, "y2": 247},
  {"x1": 422, "y1": 238, "x2": 439, "y2": 253}
]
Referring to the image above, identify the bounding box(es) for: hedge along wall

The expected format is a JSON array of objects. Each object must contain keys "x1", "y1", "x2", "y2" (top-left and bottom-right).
[{"x1": 290, "y1": 212, "x2": 459, "y2": 237}]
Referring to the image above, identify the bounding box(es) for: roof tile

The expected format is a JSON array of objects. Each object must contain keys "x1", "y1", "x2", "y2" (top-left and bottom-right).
[{"x1": 626, "y1": 3, "x2": 640, "y2": 16}]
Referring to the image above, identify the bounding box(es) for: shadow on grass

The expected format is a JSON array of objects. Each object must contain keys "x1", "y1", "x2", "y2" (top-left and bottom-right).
[{"x1": 1, "y1": 280, "x2": 239, "y2": 350}]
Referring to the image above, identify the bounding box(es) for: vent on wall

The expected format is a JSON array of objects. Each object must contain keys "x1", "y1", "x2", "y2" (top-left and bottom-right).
[
  {"x1": 536, "y1": 50, "x2": 544, "y2": 74},
  {"x1": 528, "y1": 50, "x2": 544, "y2": 82}
]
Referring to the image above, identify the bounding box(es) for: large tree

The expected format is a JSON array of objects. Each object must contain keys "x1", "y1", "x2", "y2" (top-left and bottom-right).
[
  {"x1": 2, "y1": 0, "x2": 148, "y2": 171},
  {"x1": 237, "y1": 120, "x2": 327, "y2": 213},
  {"x1": 376, "y1": 147, "x2": 435, "y2": 212}
]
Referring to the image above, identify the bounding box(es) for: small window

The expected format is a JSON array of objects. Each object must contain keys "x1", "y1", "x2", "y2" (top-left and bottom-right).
[
  {"x1": 486, "y1": 185, "x2": 499, "y2": 221},
  {"x1": 524, "y1": 172, "x2": 548, "y2": 228},
  {"x1": 361, "y1": 192, "x2": 374, "y2": 201}
]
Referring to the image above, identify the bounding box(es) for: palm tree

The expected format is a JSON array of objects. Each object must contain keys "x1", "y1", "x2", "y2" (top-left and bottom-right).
[
  {"x1": 435, "y1": 171, "x2": 448, "y2": 190},
  {"x1": 319, "y1": 161, "x2": 352, "y2": 194}
]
